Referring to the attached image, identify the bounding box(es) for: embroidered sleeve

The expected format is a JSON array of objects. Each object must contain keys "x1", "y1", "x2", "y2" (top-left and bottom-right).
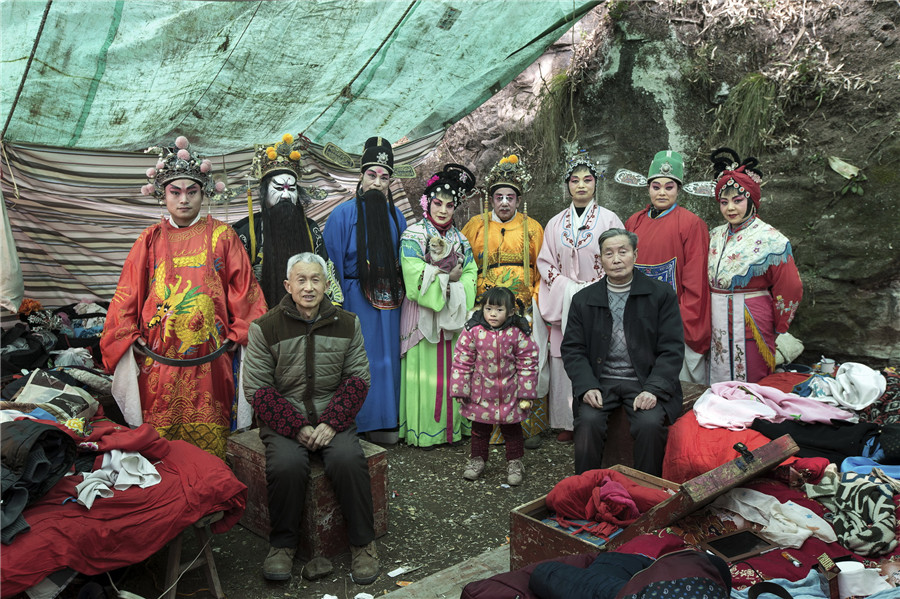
[
  {"x1": 319, "y1": 376, "x2": 370, "y2": 432},
  {"x1": 251, "y1": 387, "x2": 310, "y2": 437}
]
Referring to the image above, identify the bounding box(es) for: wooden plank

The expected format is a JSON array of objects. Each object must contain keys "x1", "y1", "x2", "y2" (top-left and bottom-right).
[{"x1": 604, "y1": 434, "x2": 798, "y2": 550}]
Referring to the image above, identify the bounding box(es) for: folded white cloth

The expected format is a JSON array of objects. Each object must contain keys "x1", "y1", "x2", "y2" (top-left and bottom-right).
[
  {"x1": 712, "y1": 487, "x2": 836, "y2": 548},
  {"x1": 75, "y1": 450, "x2": 161, "y2": 509},
  {"x1": 102, "y1": 450, "x2": 161, "y2": 490},
  {"x1": 75, "y1": 470, "x2": 116, "y2": 509}
]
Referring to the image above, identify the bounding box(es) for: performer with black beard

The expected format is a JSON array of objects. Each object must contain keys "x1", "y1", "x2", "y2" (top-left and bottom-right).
[
  {"x1": 233, "y1": 133, "x2": 343, "y2": 308},
  {"x1": 325, "y1": 136, "x2": 407, "y2": 442}
]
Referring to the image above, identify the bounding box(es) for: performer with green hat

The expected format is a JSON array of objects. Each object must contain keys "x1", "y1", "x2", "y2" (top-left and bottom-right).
[{"x1": 620, "y1": 150, "x2": 711, "y2": 384}]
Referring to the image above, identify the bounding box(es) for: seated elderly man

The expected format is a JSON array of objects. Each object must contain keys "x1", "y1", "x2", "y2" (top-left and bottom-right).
[
  {"x1": 243, "y1": 252, "x2": 378, "y2": 584},
  {"x1": 561, "y1": 229, "x2": 684, "y2": 476}
]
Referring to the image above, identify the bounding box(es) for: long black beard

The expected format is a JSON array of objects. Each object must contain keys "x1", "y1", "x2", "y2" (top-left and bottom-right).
[
  {"x1": 260, "y1": 200, "x2": 314, "y2": 308},
  {"x1": 355, "y1": 190, "x2": 404, "y2": 305}
]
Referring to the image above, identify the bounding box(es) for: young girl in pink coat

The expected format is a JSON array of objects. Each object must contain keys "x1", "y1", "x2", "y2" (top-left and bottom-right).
[{"x1": 450, "y1": 287, "x2": 539, "y2": 485}]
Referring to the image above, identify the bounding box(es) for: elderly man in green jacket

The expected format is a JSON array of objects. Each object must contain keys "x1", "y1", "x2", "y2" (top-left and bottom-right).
[{"x1": 243, "y1": 252, "x2": 378, "y2": 585}]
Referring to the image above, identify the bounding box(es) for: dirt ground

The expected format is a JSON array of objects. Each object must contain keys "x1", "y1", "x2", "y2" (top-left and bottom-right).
[{"x1": 103, "y1": 432, "x2": 575, "y2": 599}]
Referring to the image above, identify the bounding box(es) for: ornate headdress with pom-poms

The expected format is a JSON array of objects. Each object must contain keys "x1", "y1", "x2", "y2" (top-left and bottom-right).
[
  {"x1": 140, "y1": 136, "x2": 228, "y2": 202},
  {"x1": 252, "y1": 133, "x2": 310, "y2": 181},
  {"x1": 419, "y1": 163, "x2": 477, "y2": 211},
  {"x1": 484, "y1": 153, "x2": 532, "y2": 196},
  {"x1": 710, "y1": 147, "x2": 764, "y2": 209}
]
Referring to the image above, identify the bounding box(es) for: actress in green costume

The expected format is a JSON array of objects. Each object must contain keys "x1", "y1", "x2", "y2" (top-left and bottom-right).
[{"x1": 399, "y1": 165, "x2": 478, "y2": 447}]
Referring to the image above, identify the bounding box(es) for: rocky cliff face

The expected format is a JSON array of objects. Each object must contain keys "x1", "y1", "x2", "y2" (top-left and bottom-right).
[{"x1": 407, "y1": 0, "x2": 900, "y2": 366}]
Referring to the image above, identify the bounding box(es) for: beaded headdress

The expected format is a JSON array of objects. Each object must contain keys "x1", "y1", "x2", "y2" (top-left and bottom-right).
[
  {"x1": 140, "y1": 136, "x2": 227, "y2": 201},
  {"x1": 484, "y1": 153, "x2": 532, "y2": 196},
  {"x1": 564, "y1": 150, "x2": 602, "y2": 182},
  {"x1": 419, "y1": 164, "x2": 476, "y2": 211},
  {"x1": 252, "y1": 133, "x2": 309, "y2": 181},
  {"x1": 711, "y1": 147, "x2": 763, "y2": 209}
]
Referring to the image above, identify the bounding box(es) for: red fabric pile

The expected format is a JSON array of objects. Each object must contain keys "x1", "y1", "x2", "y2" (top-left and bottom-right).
[{"x1": 546, "y1": 469, "x2": 672, "y2": 538}]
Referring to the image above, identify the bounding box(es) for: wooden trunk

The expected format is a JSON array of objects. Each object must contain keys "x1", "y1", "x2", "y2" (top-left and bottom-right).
[
  {"x1": 605, "y1": 434, "x2": 798, "y2": 550},
  {"x1": 509, "y1": 466, "x2": 679, "y2": 570},
  {"x1": 225, "y1": 429, "x2": 388, "y2": 559},
  {"x1": 509, "y1": 435, "x2": 798, "y2": 569}
]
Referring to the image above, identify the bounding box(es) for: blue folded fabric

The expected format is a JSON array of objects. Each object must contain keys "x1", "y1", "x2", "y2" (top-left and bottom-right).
[{"x1": 841, "y1": 456, "x2": 900, "y2": 480}]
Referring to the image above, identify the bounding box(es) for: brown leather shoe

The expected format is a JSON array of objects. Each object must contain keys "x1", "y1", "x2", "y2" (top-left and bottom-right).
[
  {"x1": 556, "y1": 430, "x2": 574, "y2": 444},
  {"x1": 350, "y1": 540, "x2": 379, "y2": 585},
  {"x1": 262, "y1": 546, "x2": 295, "y2": 581}
]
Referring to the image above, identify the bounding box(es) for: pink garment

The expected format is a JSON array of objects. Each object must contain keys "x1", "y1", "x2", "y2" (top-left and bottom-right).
[
  {"x1": 537, "y1": 201, "x2": 623, "y2": 357},
  {"x1": 587, "y1": 478, "x2": 639, "y2": 526},
  {"x1": 694, "y1": 381, "x2": 856, "y2": 430},
  {"x1": 450, "y1": 323, "x2": 539, "y2": 425}
]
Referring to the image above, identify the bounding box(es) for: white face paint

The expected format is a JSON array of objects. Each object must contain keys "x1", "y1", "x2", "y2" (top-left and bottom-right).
[{"x1": 265, "y1": 173, "x2": 299, "y2": 208}]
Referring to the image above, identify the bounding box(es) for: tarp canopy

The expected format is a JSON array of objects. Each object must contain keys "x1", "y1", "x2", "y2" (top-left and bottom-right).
[
  {"x1": 1, "y1": 0, "x2": 599, "y2": 309},
  {"x1": 2, "y1": 0, "x2": 598, "y2": 153}
]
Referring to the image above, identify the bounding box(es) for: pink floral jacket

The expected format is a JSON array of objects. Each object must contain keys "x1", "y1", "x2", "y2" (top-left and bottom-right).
[{"x1": 450, "y1": 323, "x2": 539, "y2": 425}]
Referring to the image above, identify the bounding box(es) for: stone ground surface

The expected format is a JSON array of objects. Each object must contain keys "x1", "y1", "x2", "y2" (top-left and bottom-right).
[{"x1": 107, "y1": 432, "x2": 575, "y2": 599}]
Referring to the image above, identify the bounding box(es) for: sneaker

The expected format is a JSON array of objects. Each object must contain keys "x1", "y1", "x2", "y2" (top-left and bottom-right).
[
  {"x1": 556, "y1": 430, "x2": 574, "y2": 444},
  {"x1": 463, "y1": 456, "x2": 485, "y2": 480},
  {"x1": 262, "y1": 546, "x2": 296, "y2": 581},
  {"x1": 301, "y1": 555, "x2": 334, "y2": 581},
  {"x1": 350, "y1": 540, "x2": 379, "y2": 585},
  {"x1": 507, "y1": 459, "x2": 525, "y2": 486}
]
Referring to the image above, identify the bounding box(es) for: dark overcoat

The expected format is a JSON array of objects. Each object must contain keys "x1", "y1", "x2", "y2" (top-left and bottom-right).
[{"x1": 561, "y1": 269, "x2": 685, "y2": 424}]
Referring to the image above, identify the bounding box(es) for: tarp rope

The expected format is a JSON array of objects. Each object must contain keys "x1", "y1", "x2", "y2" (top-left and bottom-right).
[
  {"x1": 1, "y1": 0, "x2": 53, "y2": 142},
  {"x1": 301, "y1": 0, "x2": 418, "y2": 139},
  {"x1": 173, "y1": 0, "x2": 264, "y2": 131}
]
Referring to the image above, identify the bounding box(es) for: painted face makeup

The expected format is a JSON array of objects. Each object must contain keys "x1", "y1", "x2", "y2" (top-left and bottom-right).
[
  {"x1": 491, "y1": 186, "x2": 519, "y2": 222},
  {"x1": 265, "y1": 173, "x2": 298, "y2": 208},
  {"x1": 430, "y1": 194, "x2": 455, "y2": 226},
  {"x1": 648, "y1": 177, "x2": 678, "y2": 211},
  {"x1": 568, "y1": 167, "x2": 596, "y2": 208},
  {"x1": 361, "y1": 166, "x2": 391, "y2": 193},
  {"x1": 718, "y1": 189, "x2": 751, "y2": 226},
  {"x1": 164, "y1": 179, "x2": 203, "y2": 227}
]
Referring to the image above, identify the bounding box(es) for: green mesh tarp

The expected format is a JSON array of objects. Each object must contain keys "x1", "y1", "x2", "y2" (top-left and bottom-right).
[{"x1": 2, "y1": 0, "x2": 598, "y2": 153}]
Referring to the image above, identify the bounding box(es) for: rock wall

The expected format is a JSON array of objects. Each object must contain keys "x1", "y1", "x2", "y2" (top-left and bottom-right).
[{"x1": 406, "y1": 1, "x2": 900, "y2": 366}]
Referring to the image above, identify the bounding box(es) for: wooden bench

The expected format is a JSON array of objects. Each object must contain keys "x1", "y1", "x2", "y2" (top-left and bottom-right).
[
  {"x1": 225, "y1": 429, "x2": 388, "y2": 559},
  {"x1": 600, "y1": 381, "x2": 708, "y2": 468}
]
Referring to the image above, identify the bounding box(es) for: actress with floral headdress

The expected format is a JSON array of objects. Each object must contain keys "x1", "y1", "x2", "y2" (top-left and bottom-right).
[
  {"x1": 537, "y1": 151, "x2": 624, "y2": 443},
  {"x1": 707, "y1": 148, "x2": 802, "y2": 383},
  {"x1": 398, "y1": 164, "x2": 478, "y2": 447},
  {"x1": 101, "y1": 136, "x2": 266, "y2": 458}
]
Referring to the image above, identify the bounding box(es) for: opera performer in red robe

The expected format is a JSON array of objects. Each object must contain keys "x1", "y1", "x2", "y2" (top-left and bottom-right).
[
  {"x1": 707, "y1": 148, "x2": 802, "y2": 384},
  {"x1": 101, "y1": 136, "x2": 267, "y2": 458},
  {"x1": 622, "y1": 151, "x2": 711, "y2": 384}
]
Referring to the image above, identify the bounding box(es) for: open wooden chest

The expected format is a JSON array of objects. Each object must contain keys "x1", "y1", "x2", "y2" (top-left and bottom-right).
[{"x1": 509, "y1": 434, "x2": 798, "y2": 570}]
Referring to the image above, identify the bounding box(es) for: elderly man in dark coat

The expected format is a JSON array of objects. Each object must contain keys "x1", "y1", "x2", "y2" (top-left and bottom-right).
[{"x1": 561, "y1": 228, "x2": 684, "y2": 476}]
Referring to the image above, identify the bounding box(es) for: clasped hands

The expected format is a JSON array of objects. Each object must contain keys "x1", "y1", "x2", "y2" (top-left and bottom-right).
[
  {"x1": 296, "y1": 423, "x2": 336, "y2": 451},
  {"x1": 582, "y1": 389, "x2": 657, "y2": 410}
]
